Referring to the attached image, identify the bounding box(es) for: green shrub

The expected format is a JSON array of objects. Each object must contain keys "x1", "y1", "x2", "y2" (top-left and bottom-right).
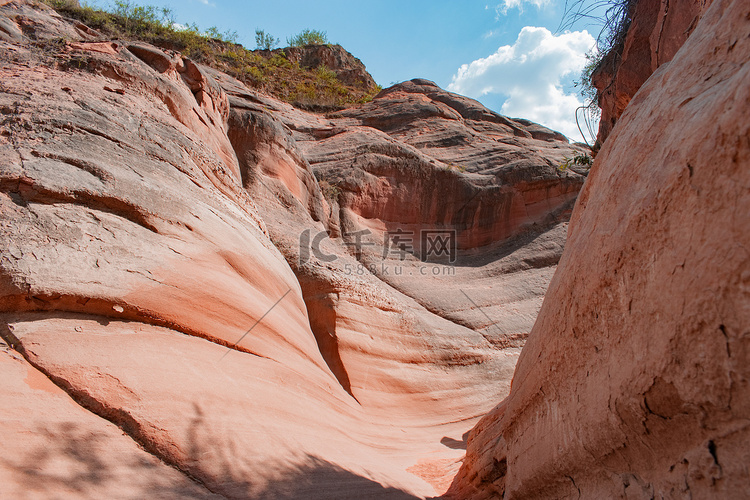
[
  {"x1": 576, "y1": 51, "x2": 602, "y2": 108},
  {"x1": 287, "y1": 28, "x2": 328, "y2": 47},
  {"x1": 315, "y1": 65, "x2": 337, "y2": 82},
  {"x1": 42, "y1": 0, "x2": 77, "y2": 8},
  {"x1": 268, "y1": 52, "x2": 293, "y2": 68},
  {"x1": 205, "y1": 26, "x2": 239, "y2": 44},
  {"x1": 561, "y1": 0, "x2": 635, "y2": 57},
  {"x1": 562, "y1": 0, "x2": 636, "y2": 104},
  {"x1": 572, "y1": 50, "x2": 603, "y2": 145},
  {"x1": 112, "y1": 1, "x2": 158, "y2": 23},
  {"x1": 255, "y1": 29, "x2": 279, "y2": 50},
  {"x1": 559, "y1": 153, "x2": 593, "y2": 171},
  {"x1": 246, "y1": 65, "x2": 267, "y2": 85}
]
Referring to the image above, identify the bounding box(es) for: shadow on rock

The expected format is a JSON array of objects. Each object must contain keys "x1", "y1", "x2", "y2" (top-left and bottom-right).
[
  {"x1": 440, "y1": 431, "x2": 469, "y2": 451},
  {"x1": 0, "y1": 421, "x2": 214, "y2": 499},
  {"x1": 253, "y1": 456, "x2": 420, "y2": 500}
]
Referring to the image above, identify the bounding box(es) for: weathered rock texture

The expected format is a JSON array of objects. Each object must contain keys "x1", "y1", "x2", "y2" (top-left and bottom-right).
[
  {"x1": 0, "y1": 344, "x2": 222, "y2": 499},
  {"x1": 291, "y1": 78, "x2": 586, "y2": 342},
  {"x1": 449, "y1": 0, "x2": 750, "y2": 497},
  {"x1": 0, "y1": 1, "x2": 587, "y2": 498},
  {"x1": 282, "y1": 43, "x2": 377, "y2": 88},
  {"x1": 593, "y1": 0, "x2": 713, "y2": 144}
]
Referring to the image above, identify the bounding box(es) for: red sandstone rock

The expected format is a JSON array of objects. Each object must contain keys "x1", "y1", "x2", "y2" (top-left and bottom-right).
[
  {"x1": 0, "y1": 0, "x2": 96, "y2": 42},
  {"x1": 0, "y1": 1, "x2": 591, "y2": 497},
  {"x1": 244, "y1": 76, "x2": 587, "y2": 342},
  {"x1": 282, "y1": 44, "x2": 377, "y2": 89},
  {"x1": 0, "y1": 345, "x2": 221, "y2": 499},
  {"x1": 211, "y1": 64, "x2": 586, "y2": 363},
  {"x1": 222, "y1": 78, "x2": 523, "y2": 423},
  {"x1": 449, "y1": 0, "x2": 750, "y2": 497},
  {"x1": 593, "y1": 0, "x2": 713, "y2": 144}
]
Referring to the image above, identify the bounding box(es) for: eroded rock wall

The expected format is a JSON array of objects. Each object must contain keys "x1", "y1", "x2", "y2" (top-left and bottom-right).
[
  {"x1": 0, "y1": 1, "x2": 590, "y2": 498},
  {"x1": 593, "y1": 0, "x2": 713, "y2": 144},
  {"x1": 449, "y1": 0, "x2": 750, "y2": 497},
  {"x1": 282, "y1": 43, "x2": 377, "y2": 88}
]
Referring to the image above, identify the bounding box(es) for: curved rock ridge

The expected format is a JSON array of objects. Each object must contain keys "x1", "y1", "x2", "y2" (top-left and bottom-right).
[
  {"x1": 449, "y1": 0, "x2": 750, "y2": 497},
  {"x1": 219, "y1": 70, "x2": 523, "y2": 424},
  {"x1": 1, "y1": 1, "x2": 590, "y2": 498},
  {"x1": 216, "y1": 73, "x2": 588, "y2": 343},
  {"x1": 312, "y1": 78, "x2": 585, "y2": 257},
  {"x1": 315, "y1": 80, "x2": 585, "y2": 343}
]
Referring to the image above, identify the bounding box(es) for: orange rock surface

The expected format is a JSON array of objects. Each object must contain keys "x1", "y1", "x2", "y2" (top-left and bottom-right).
[{"x1": 0, "y1": 1, "x2": 587, "y2": 497}]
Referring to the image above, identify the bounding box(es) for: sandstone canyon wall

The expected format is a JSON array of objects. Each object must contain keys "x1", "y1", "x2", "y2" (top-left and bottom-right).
[
  {"x1": 0, "y1": 1, "x2": 588, "y2": 498},
  {"x1": 593, "y1": 0, "x2": 713, "y2": 144},
  {"x1": 449, "y1": 0, "x2": 750, "y2": 497}
]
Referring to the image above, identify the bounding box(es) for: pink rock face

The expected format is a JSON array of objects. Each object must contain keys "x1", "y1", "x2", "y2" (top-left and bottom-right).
[
  {"x1": 0, "y1": 345, "x2": 221, "y2": 499},
  {"x1": 221, "y1": 81, "x2": 524, "y2": 423},
  {"x1": 592, "y1": 0, "x2": 713, "y2": 144},
  {"x1": 449, "y1": 0, "x2": 750, "y2": 497},
  {"x1": 226, "y1": 75, "x2": 587, "y2": 346},
  {"x1": 317, "y1": 79, "x2": 584, "y2": 255},
  {"x1": 0, "y1": 1, "x2": 591, "y2": 498}
]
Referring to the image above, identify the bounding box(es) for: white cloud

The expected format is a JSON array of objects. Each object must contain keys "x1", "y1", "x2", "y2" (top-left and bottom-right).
[
  {"x1": 495, "y1": 0, "x2": 550, "y2": 16},
  {"x1": 448, "y1": 26, "x2": 597, "y2": 142}
]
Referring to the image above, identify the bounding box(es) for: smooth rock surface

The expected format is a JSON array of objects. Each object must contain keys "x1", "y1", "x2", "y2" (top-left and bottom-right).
[{"x1": 0, "y1": 344, "x2": 220, "y2": 499}]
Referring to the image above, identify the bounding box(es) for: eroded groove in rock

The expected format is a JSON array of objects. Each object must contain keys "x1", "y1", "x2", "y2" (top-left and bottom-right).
[
  {"x1": 0, "y1": 324, "x2": 224, "y2": 499},
  {"x1": 220, "y1": 70, "x2": 587, "y2": 348},
  {"x1": 221, "y1": 78, "x2": 544, "y2": 427},
  {"x1": 0, "y1": 311, "x2": 438, "y2": 498},
  {"x1": 297, "y1": 273, "x2": 357, "y2": 400},
  {"x1": 0, "y1": 319, "x2": 228, "y2": 499},
  {"x1": 0, "y1": 293, "x2": 277, "y2": 362}
]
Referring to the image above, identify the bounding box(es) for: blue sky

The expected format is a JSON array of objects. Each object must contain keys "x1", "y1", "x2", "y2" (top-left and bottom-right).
[{"x1": 101, "y1": 0, "x2": 603, "y2": 142}]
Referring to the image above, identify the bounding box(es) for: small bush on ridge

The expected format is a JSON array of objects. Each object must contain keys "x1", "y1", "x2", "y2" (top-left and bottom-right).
[
  {"x1": 38, "y1": 0, "x2": 380, "y2": 110},
  {"x1": 255, "y1": 29, "x2": 279, "y2": 50},
  {"x1": 287, "y1": 28, "x2": 328, "y2": 47}
]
